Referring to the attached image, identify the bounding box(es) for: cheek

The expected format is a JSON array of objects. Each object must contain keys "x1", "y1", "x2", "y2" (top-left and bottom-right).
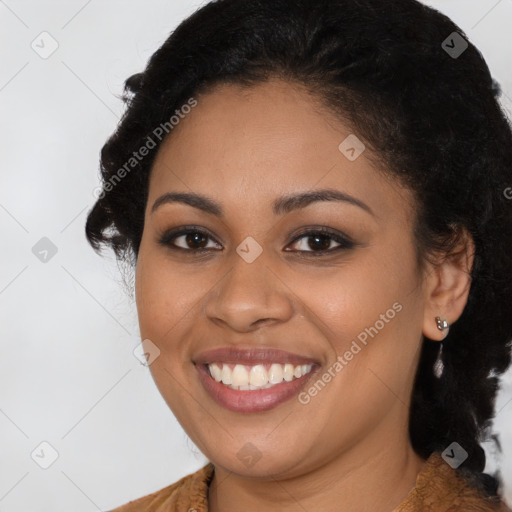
[
  {"x1": 292, "y1": 256, "x2": 404, "y2": 335},
  {"x1": 135, "y1": 247, "x2": 178, "y2": 340},
  {"x1": 297, "y1": 245, "x2": 420, "y2": 370},
  {"x1": 134, "y1": 248, "x2": 201, "y2": 410},
  {"x1": 134, "y1": 248, "x2": 210, "y2": 347}
]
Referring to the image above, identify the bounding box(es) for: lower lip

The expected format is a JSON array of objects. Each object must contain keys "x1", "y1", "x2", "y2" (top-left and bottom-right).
[{"x1": 196, "y1": 364, "x2": 318, "y2": 413}]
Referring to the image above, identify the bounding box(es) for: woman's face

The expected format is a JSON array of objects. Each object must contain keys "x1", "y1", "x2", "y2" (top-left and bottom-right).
[{"x1": 135, "y1": 79, "x2": 430, "y2": 477}]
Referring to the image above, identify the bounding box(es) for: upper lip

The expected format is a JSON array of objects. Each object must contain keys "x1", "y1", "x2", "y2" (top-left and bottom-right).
[{"x1": 193, "y1": 347, "x2": 320, "y2": 366}]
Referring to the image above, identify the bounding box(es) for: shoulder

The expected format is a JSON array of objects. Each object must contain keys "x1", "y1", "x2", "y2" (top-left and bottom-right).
[
  {"x1": 107, "y1": 462, "x2": 214, "y2": 512},
  {"x1": 395, "y1": 452, "x2": 512, "y2": 512}
]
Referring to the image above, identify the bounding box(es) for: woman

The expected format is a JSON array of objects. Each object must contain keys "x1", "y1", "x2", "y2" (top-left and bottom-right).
[{"x1": 85, "y1": 0, "x2": 512, "y2": 510}]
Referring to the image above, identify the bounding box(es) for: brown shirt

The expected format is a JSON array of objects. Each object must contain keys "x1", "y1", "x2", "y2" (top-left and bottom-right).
[{"x1": 108, "y1": 451, "x2": 511, "y2": 512}]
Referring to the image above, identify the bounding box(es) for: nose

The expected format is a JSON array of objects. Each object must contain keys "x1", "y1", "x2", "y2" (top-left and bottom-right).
[{"x1": 204, "y1": 250, "x2": 294, "y2": 332}]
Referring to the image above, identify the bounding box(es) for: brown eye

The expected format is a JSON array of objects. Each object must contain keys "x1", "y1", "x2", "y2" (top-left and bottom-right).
[
  {"x1": 182, "y1": 232, "x2": 209, "y2": 249},
  {"x1": 295, "y1": 234, "x2": 335, "y2": 251},
  {"x1": 158, "y1": 227, "x2": 222, "y2": 251},
  {"x1": 286, "y1": 228, "x2": 355, "y2": 255}
]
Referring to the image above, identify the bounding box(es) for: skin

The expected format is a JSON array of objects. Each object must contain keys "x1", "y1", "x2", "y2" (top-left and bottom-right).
[{"x1": 135, "y1": 79, "x2": 474, "y2": 512}]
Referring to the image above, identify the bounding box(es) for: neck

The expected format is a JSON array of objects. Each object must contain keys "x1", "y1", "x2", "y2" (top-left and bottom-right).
[{"x1": 207, "y1": 437, "x2": 426, "y2": 512}]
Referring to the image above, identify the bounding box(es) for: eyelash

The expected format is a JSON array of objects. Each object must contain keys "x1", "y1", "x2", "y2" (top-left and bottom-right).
[{"x1": 157, "y1": 225, "x2": 356, "y2": 257}]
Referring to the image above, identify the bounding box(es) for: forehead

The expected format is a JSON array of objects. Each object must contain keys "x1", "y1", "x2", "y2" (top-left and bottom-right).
[{"x1": 148, "y1": 79, "x2": 413, "y2": 222}]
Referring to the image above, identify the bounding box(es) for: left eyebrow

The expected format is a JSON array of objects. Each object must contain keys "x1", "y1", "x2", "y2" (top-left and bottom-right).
[
  {"x1": 150, "y1": 188, "x2": 374, "y2": 217},
  {"x1": 272, "y1": 188, "x2": 374, "y2": 217}
]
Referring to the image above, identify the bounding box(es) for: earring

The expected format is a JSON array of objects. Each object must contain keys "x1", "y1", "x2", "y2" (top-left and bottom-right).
[
  {"x1": 434, "y1": 316, "x2": 449, "y2": 378},
  {"x1": 433, "y1": 342, "x2": 444, "y2": 378},
  {"x1": 436, "y1": 316, "x2": 449, "y2": 332}
]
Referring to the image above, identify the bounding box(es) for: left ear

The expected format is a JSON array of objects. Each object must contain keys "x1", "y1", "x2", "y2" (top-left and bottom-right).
[{"x1": 422, "y1": 226, "x2": 475, "y2": 341}]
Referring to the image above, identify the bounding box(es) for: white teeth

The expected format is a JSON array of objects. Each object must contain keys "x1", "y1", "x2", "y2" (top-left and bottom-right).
[
  {"x1": 221, "y1": 364, "x2": 232, "y2": 385},
  {"x1": 268, "y1": 363, "x2": 283, "y2": 384},
  {"x1": 231, "y1": 365, "x2": 248, "y2": 387},
  {"x1": 249, "y1": 365, "x2": 268, "y2": 387},
  {"x1": 283, "y1": 364, "x2": 294, "y2": 382},
  {"x1": 207, "y1": 362, "x2": 314, "y2": 390},
  {"x1": 210, "y1": 363, "x2": 222, "y2": 382}
]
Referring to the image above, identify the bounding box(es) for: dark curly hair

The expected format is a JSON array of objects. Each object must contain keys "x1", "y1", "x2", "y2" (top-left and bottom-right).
[{"x1": 85, "y1": 0, "x2": 512, "y2": 501}]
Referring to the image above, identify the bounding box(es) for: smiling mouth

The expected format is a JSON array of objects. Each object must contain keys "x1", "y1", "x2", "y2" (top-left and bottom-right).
[
  {"x1": 206, "y1": 362, "x2": 314, "y2": 390},
  {"x1": 195, "y1": 361, "x2": 319, "y2": 413},
  {"x1": 193, "y1": 346, "x2": 321, "y2": 412}
]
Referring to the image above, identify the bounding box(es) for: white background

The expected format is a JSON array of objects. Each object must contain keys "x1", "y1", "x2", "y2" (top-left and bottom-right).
[{"x1": 1, "y1": 1, "x2": 511, "y2": 510}]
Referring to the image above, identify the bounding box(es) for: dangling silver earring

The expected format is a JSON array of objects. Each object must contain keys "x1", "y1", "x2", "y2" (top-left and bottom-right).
[
  {"x1": 434, "y1": 316, "x2": 449, "y2": 378},
  {"x1": 433, "y1": 342, "x2": 444, "y2": 378}
]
